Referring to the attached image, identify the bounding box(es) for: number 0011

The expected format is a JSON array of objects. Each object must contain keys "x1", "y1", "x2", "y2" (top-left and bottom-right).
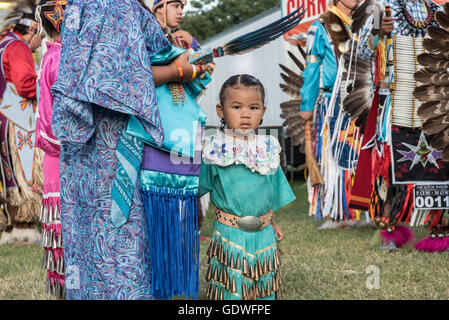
[{"x1": 415, "y1": 196, "x2": 449, "y2": 208}]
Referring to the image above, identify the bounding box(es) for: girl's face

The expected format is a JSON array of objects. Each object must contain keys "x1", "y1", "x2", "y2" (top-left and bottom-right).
[
  {"x1": 155, "y1": 1, "x2": 184, "y2": 28},
  {"x1": 217, "y1": 86, "x2": 266, "y2": 132}
]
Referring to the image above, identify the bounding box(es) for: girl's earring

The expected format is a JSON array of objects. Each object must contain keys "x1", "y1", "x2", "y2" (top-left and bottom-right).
[{"x1": 219, "y1": 118, "x2": 226, "y2": 131}]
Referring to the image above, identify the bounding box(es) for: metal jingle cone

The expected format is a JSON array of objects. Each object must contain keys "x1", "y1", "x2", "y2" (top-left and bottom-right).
[
  {"x1": 272, "y1": 276, "x2": 277, "y2": 291},
  {"x1": 250, "y1": 286, "x2": 256, "y2": 300},
  {"x1": 206, "y1": 264, "x2": 212, "y2": 281},
  {"x1": 225, "y1": 272, "x2": 230, "y2": 290},
  {"x1": 213, "y1": 266, "x2": 218, "y2": 281},
  {"x1": 39, "y1": 205, "x2": 44, "y2": 222},
  {"x1": 206, "y1": 241, "x2": 213, "y2": 257},
  {"x1": 266, "y1": 280, "x2": 272, "y2": 297},
  {"x1": 45, "y1": 277, "x2": 51, "y2": 294},
  {"x1": 263, "y1": 256, "x2": 268, "y2": 275},
  {"x1": 258, "y1": 258, "x2": 263, "y2": 276},
  {"x1": 250, "y1": 263, "x2": 255, "y2": 279},
  {"x1": 236, "y1": 253, "x2": 242, "y2": 269},
  {"x1": 41, "y1": 229, "x2": 46, "y2": 248},
  {"x1": 214, "y1": 285, "x2": 219, "y2": 300},
  {"x1": 52, "y1": 231, "x2": 57, "y2": 249},
  {"x1": 205, "y1": 283, "x2": 211, "y2": 299},
  {"x1": 213, "y1": 240, "x2": 218, "y2": 256},
  {"x1": 268, "y1": 256, "x2": 273, "y2": 272},
  {"x1": 49, "y1": 251, "x2": 55, "y2": 272},
  {"x1": 260, "y1": 282, "x2": 266, "y2": 298},
  {"x1": 224, "y1": 249, "x2": 228, "y2": 266},
  {"x1": 46, "y1": 230, "x2": 51, "y2": 248},
  {"x1": 220, "y1": 286, "x2": 224, "y2": 300},
  {"x1": 254, "y1": 263, "x2": 259, "y2": 281},
  {"x1": 231, "y1": 276, "x2": 237, "y2": 293},
  {"x1": 243, "y1": 258, "x2": 249, "y2": 275},
  {"x1": 45, "y1": 250, "x2": 51, "y2": 270},
  {"x1": 242, "y1": 282, "x2": 248, "y2": 300},
  {"x1": 57, "y1": 232, "x2": 63, "y2": 248},
  {"x1": 219, "y1": 244, "x2": 224, "y2": 263},
  {"x1": 219, "y1": 267, "x2": 224, "y2": 283},
  {"x1": 230, "y1": 253, "x2": 235, "y2": 269}
]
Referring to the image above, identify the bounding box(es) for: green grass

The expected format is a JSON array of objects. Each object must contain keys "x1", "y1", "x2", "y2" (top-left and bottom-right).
[{"x1": 1, "y1": 179, "x2": 449, "y2": 300}]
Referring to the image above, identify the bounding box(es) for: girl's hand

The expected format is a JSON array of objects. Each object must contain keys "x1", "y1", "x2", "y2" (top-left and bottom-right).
[{"x1": 272, "y1": 223, "x2": 284, "y2": 242}]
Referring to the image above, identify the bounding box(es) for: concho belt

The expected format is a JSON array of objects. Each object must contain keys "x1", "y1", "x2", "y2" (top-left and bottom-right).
[{"x1": 214, "y1": 208, "x2": 273, "y2": 232}]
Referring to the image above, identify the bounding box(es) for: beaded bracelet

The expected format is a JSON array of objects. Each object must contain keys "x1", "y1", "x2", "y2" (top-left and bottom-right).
[
  {"x1": 190, "y1": 64, "x2": 197, "y2": 82},
  {"x1": 174, "y1": 59, "x2": 183, "y2": 81}
]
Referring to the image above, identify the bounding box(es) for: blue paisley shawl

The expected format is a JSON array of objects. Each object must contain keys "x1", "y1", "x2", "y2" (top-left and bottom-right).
[{"x1": 51, "y1": 0, "x2": 170, "y2": 300}]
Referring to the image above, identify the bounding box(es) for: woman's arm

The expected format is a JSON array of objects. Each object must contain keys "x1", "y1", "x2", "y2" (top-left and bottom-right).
[{"x1": 152, "y1": 51, "x2": 208, "y2": 86}]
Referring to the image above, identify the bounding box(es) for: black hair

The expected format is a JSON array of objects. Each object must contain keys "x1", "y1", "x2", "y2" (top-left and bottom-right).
[
  {"x1": 39, "y1": 0, "x2": 66, "y2": 37},
  {"x1": 219, "y1": 74, "x2": 266, "y2": 105},
  {"x1": 13, "y1": 12, "x2": 36, "y2": 35},
  {"x1": 218, "y1": 74, "x2": 266, "y2": 131}
]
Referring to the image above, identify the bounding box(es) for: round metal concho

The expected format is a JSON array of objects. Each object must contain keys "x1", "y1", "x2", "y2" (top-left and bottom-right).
[
  {"x1": 237, "y1": 216, "x2": 263, "y2": 232},
  {"x1": 330, "y1": 23, "x2": 342, "y2": 33}
]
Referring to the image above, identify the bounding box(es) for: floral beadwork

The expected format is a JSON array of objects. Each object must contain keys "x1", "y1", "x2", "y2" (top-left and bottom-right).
[{"x1": 203, "y1": 131, "x2": 281, "y2": 175}]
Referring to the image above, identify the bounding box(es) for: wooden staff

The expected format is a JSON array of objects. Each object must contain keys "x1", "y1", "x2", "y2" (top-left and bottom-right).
[{"x1": 304, "y1": 120, "x2": 324, "y2": 186}]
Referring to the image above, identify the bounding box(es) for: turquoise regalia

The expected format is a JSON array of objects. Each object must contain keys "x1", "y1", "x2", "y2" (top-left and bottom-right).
[{"x1": 200, "y1": 131, "x2": 296, "y2": 300}]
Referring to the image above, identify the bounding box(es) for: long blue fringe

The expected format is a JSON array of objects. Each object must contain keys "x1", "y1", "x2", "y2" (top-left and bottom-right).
[{"x1": 142, "y1": 186, "x2": 199, "y2": 300}]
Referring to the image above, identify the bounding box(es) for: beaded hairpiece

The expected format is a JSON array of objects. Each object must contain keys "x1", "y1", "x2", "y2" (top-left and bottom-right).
[
  {"x1": 18, "y1": 18, "x2": 38, "y2": 29},
  {"x1": 38, "y1": 0, "x2": 67, "y2": 33},
  {"x1": 153, "y1": 0, "x2": 186, "y2": 11}
]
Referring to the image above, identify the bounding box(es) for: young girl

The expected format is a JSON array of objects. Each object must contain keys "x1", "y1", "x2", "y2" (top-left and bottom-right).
[
  {"x1": 200, "y1": 74, "x2": 296, "y2": 300},
  {"x1": 34, "y1": 0, "x2": 66, "y2": 299}
]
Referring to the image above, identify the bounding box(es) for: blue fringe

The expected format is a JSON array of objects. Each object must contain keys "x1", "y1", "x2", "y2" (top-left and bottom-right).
[{"x1": 142, "y1": 186, "x2": 199, "y2": 300}]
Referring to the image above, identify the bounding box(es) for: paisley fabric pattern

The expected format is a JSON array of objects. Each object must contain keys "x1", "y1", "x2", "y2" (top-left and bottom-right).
[
  {"x1": 51, "y1": 0, "x2": 170, "y2": 299},
  {"x1": 51, "y1": 0, "x2": 170, "y2": 145},
  {"x1": 60, "y1": 109, "x2": 153, "y2": 300}
]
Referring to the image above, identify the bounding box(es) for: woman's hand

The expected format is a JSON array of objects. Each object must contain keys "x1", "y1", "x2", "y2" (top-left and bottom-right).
[
  {"x1": 173, "y1": 52, "x2": 208, "y2": 82},
  {"x1": 272, "y1": 223, "x2": 284, "y2": 242}
]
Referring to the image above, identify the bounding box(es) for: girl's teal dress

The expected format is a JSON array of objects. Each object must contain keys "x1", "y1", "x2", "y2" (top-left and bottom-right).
[{"x1": 200, "y1": 131, "x2": 296, "y2": 300}]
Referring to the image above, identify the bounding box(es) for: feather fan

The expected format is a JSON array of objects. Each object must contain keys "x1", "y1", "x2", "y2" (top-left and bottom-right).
[
  {"x1": 341, "y1": 41, "x2": 374, "y2": 131},
  {"x1": 279, "y1": 45, "x2": 308, "y2": 153}
]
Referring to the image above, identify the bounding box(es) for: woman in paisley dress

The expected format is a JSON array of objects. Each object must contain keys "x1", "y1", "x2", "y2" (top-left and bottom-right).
[{"x1": 50, "y1": 0, "x2": 208, "y2": 299}]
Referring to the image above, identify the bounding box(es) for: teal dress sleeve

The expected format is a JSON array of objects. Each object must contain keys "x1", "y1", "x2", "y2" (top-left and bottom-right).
[
  {"x1": 270, "y1": 167, "x2": 296, "y2": 212},
  {"x1": 199, "y1": 161, "x2": 217, "y2": 197},
  {"x1": 300, "y1": 21, "x2": 325, "y2": 112}
]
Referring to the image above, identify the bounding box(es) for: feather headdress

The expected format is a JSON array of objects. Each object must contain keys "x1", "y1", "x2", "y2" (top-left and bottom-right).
[
  {"x1": 414, "y1": 2, "x2": 449, "y2": 160},
  {"x1": 0, "y1": 0, "x2": 37, "y2": 36}
]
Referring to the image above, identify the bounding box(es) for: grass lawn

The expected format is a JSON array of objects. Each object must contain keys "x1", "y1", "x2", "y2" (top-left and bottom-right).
[{"x1": 1, "y1": 179, "x2": 449, "y2": 300}]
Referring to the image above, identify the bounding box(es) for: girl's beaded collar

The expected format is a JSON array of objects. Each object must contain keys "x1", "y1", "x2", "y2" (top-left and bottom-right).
[{"x1": 202, "y1": 129, "x2": 282, "y2": 175}]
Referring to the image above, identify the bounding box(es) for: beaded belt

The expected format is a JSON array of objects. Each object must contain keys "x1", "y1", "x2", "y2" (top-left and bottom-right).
[{"x1": 214, "y1": 208, "x2": 273, "y2": 232}]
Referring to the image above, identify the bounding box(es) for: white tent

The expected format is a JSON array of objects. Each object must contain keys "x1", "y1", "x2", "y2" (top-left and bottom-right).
[{"x1": 198, "y1": 6, "x2": 301, "y2": 129}]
